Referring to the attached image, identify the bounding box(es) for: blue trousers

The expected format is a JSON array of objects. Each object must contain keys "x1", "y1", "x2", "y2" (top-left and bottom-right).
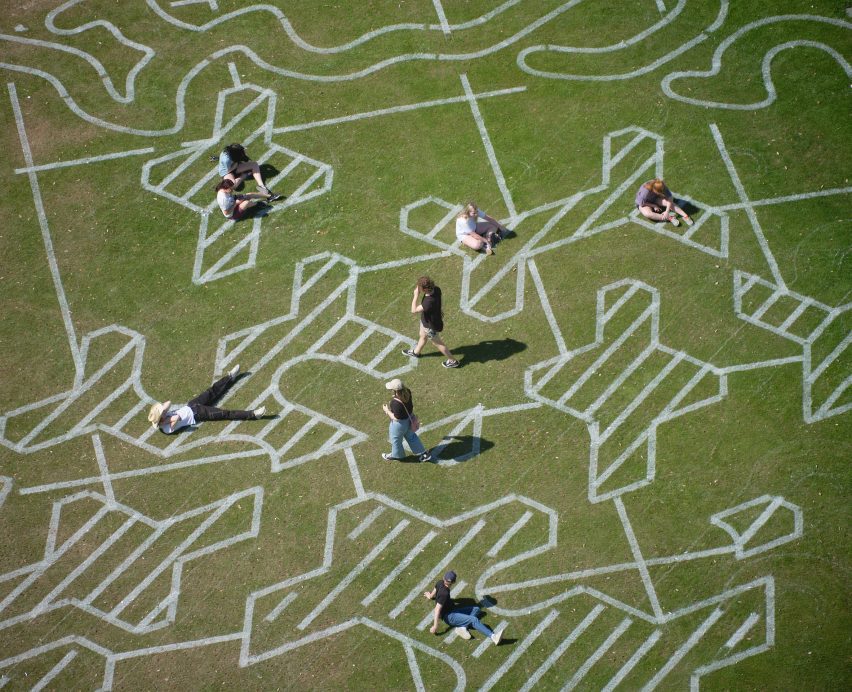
[
  {"x1": 445, "y1": 605, "x2": 493, "y2": 637},
  {"x1": 388, "y1": 418, "x2": 425, "y2": 458}
]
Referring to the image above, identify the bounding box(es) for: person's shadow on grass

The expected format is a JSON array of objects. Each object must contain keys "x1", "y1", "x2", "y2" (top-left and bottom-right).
[
  {"x1": 452, "y1": 338, "x2": 526, "y2": 365},
  {"x1": 431, "y1": 435, "x2": 493, "y2": 463}
]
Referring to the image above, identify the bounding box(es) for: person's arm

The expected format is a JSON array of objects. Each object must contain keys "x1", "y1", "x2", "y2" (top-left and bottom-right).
[
  {"x1": 411, "y1": 285, "x2": 424, "y2": 314},
  {"x1": 382, "y1": 403, "x2": 399, "y2": 420},
  {"x1": 430, "y1": 602, "x2": 442, "y2": 634}
]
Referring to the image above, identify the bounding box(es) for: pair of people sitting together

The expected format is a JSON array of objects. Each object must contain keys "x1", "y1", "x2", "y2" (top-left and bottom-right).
[{"x1": 214, "y1": 143, "x2": 283, "y2": 221}]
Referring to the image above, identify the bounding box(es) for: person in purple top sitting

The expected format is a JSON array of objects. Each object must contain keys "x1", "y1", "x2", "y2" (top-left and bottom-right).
[{"x1": 635, "y1": 179, "x2": 692, "y2": 227}]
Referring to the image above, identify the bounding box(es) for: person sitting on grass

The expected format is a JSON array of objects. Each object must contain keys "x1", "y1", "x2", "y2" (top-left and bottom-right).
[
  {"x1": 635, "y1": 179, "x2": 693, "y2": 227},
  {"x1": 147, "y1": 365, "x2": 266, "y2": 434},
  {"x1": 217, "y1": 143, "x2": 282, "y2": 201},
  {"x1": 215, "y1": 179, "x2": 268, "y2": 221},
  {"x1": 423, "y1": 570, "x2": 504, "y2": 645},
  {"x1": 455, "y1": 201, "x2": 509, "y2": 256}
]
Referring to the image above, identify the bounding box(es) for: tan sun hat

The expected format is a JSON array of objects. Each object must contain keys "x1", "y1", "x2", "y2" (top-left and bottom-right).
[
  {"x1": 147, "y1": 400, "x2": 170, "y2": 428},
  {"x1": 384, "y1": 378, "x2": 405, "y2": 391}
]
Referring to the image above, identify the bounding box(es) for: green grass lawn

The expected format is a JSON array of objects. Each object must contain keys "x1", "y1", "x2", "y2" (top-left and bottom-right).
[{"x1": 0, "y1": 1, "x2": 850, "y2": 689}]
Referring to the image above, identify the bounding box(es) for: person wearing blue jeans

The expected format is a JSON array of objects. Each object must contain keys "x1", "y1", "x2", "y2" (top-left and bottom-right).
[
  {"x1": 381, "y1": 378, "x2": 431, "y2": 462},
  {"x1": 423, "y1": 570, "x2": 504, "y2": 645}
]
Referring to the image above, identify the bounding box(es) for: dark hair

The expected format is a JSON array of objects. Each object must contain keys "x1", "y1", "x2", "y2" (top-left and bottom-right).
[
  {"x1": 224, "y1": 143, "x2": 249, "y2": 163},
  {"x1": 215, "y1": 178, "x2": 235, "y2": 192},
  {"x1": 417, "y1": 276, "x2": 435, "y2": 292},
  {"x1": 394, "y1": 387, "x2": 412, "y2": 404}
]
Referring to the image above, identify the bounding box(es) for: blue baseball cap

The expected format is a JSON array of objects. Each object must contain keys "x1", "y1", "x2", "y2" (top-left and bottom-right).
[{"x1": 444, "y1": 570, "x2": 457, "y2": 583}]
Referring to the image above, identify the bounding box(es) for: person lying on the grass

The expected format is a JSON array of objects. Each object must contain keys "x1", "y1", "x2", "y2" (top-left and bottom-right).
[
  {"x1": 635, "y1": 179, "x2": 693, "y2": 227},
  {"x1": 455, "y1": 201, "x2": 509, "y2": 256},
  {"x1": 147, "y1": 365, "x2": 266, "y2": 434},
  {"x1": 217, "y1": 143, "x2": 282, "y2": 201},
  {"x1": 215, "y1": 179, "x2": 268, "y2": 220}
]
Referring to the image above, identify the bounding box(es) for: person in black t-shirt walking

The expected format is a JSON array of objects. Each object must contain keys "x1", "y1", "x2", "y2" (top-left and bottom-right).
[
  {"x1": 402, "y1": 276, "x2": 460, "y2": 368},
  {"x1": 423, "y1": 570, "x2": 504, "y2": 644}
]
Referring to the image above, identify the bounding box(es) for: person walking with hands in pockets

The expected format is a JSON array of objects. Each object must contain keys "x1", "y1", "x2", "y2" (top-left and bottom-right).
[{"x1": 401, "y1": 276, "x2": 460, "y2": 369}]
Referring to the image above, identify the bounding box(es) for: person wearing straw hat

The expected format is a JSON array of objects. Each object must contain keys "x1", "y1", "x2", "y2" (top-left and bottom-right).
[
  {"x1": 381, "y1": 378, "x2": 431, "y2": 462},
  {"x1": 147, "y1": 364, "x2": 266, "y2": 434},
  {"x1": 423, "y1": 570, "x2": 505, "y2": 644}
]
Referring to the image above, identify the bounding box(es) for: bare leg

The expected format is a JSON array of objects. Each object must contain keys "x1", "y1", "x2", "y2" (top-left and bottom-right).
[
  {"x1": 412, "y1": 325, "x2": 429, "y2": 355},
  {"x1": 638, "y1": 205, "x2": 669, "y2": 222},
  {"x1": 430, "y1": 332, "x2": 455, "y2": 360},
  {"x1": 460, "y1": 232, "x2": 493, "y2": 255}
]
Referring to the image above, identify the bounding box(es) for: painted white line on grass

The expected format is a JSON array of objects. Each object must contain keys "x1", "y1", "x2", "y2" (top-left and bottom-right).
[
  {"x1": 487, "y1": 511, "x2": 533, "y2": 557},
  {"x1": 641, "y1": 608, "x2": 724, "y2": 690},
  {"x1": 460, "y1": 73, "x2": 517, "y2": 220},
  {"x1": 8, "y1": 82, "x2": 82, "y2": 380},
  {"x1": 404, "y1": 643, "x2": 426, "y2": 692},
  {"x1": 602, "y1": 629, "x2": 662, "y2": 692},
  {"x1": 711, "y1": 122, "x2": 785, "y2": 288},
  {"x1": 30, "y1": 649, "x2": 77, "y2": 692},
  {"x1": 264, "y1": 591, "x2": 298, "y2": 623},
  {"x1": 389, "y1": 521, "x2": 485, "y2": 618},
  {"x1": 520, "y1": 604, "x2": 604, "y2": 692},
  {"x1": 563, "y1": 617, "x2": 632, "y2": 691},
  {"x1": 362, "y1": 530, "x2": 438, "y2": 607},
  {"x1": 14, "y1": 147, "x2": 155, "y2": 174},
  {"x1": 348, "y1": 506, "x2": 386, "y2": 541},
  {"x1": 298, "y1": 520, "x2": 409, "y2": 630},
  {"x1": 480, "y1": 609, "x2": 560, "y2": 692}
]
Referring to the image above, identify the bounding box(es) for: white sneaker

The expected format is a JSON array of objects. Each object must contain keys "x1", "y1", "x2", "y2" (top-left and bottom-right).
[
  {"x1": 228, "y1": 364, "x2": 240, "y2": 380},
  {"x1": 454, "y1": 627, "x2": 471, "y2": 640},
  {"x1": 667, "y1": 214, "x2": 680, "y2": 227},
  {"x1": 253, "y1": 406, "x2": 266, "y2": 418},
  {"x1": 491, "y1": 627, "x2": 504, "y2": 645}
]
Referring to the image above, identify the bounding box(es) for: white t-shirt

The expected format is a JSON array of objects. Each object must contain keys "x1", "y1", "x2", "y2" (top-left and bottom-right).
[
  {"x1": 217, "y1": 189, "x2": 236, "y2": 217},
  {"x1": 455, "y1": 209, "x2": 486, "y2": 240},
  {"x1": 159, "y1": 405, "x2": 195, "y2": 434}
]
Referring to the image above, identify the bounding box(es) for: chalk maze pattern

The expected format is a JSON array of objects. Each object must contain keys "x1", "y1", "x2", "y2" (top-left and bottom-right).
[{"x1": 2, "y1": 1, "x2": 849, "y2": 689}]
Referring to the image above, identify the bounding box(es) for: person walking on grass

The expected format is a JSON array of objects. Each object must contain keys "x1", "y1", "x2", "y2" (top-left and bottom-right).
[
  {"x1": 147, "y1": 365, "x2": 266, "y2": 434},
  {"x1": 423, "y1": 570, "x2": 504, "y2": 645},
  {"x1": 635, "y1": 179, "x2": 693, "y2": 227},
  {"x1": 217, "y1": 143, "x2": 283, "y2": 201},
  {"x1": 381, "y1": 378, "x2": 431, "y2": 462},
  {"x1": 402, "y1": 276, "x2": 460, "y2": 368}
]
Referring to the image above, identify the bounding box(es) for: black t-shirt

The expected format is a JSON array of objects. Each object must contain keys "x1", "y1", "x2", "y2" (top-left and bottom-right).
[
  {"x1": 434, "y1": 580, "x2": 453, "y2": 619},
  {"x1": 421, "y1": 287, "x2": 444, "y2": 332},
  {"x1": 389, "y1": 393, "x2": 414, "y2": 419}
]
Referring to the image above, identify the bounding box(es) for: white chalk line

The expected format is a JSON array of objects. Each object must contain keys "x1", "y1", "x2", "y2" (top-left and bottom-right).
[
  {"x1": 460, "y1": 73, "x2": 517, "y2": 220},
  {"x1": 663, "y1": 14, "x2": 852, "y2": 110},
  {"x1": 8, "y1": 82, "x2": 82, "y2": 379}
]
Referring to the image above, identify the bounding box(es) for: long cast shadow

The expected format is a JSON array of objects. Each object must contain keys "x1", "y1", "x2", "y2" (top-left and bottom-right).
[{"x1": 453, "y1": 338, "x2": 526, "y2": 365}]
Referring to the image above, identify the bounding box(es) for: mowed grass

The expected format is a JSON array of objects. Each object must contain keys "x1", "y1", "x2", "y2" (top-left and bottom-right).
[{"x1": 0, "y1": 0, "x2": 850, "y2": 689}]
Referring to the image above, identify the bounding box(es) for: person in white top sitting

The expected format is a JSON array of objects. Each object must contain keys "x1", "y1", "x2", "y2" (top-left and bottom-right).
[
  {"x1": 215, "y1": 179, "x2": 266, "y2": 220},
  {"x1": 455, "y1": 202, "x2": 509, "y2": 256},
  {"x1": 147, "y1": 365, "x2": 266, "y2": 434}
]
